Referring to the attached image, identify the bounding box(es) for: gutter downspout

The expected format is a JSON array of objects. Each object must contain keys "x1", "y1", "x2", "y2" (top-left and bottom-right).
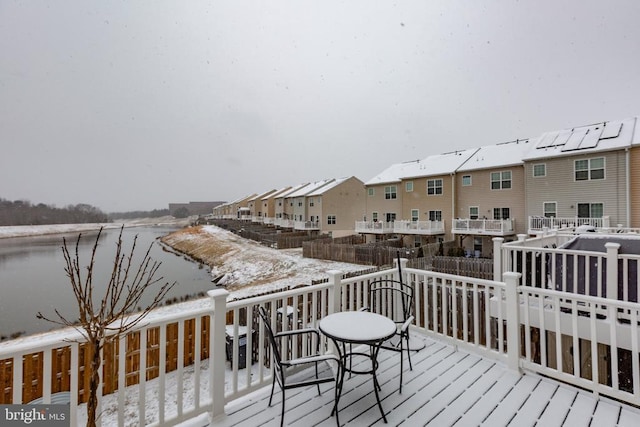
[{"x1": 626, "y1": 147, "x2": 630, "y2": 228}]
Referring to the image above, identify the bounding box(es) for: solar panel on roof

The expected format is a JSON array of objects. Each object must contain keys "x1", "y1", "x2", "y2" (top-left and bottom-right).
[
  {"x1": 578, "y1": 125, "x2": 604, "y2": 149},
  {"x1": 561, "y1": 128, "x2": 589, "y2": 151},
  {"x1": 536, "y1": 132, "x2": 558, "y2": 149},
  {"x1": 551, "y1": 129, "x2": 572, "y2": 146},
  {"x1": 600, "y1": 121, "x2": 623, "y2": 139}
]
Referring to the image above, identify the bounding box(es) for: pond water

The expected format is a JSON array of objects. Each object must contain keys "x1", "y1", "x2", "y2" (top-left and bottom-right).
[{"x1": 0, "y1": 226, "x2": 214, "y2": 340}]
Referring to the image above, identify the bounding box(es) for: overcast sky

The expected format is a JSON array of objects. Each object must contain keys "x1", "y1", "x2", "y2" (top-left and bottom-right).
[{"x1": 1, "y1": 1, "x2": 640, "y2": 213}]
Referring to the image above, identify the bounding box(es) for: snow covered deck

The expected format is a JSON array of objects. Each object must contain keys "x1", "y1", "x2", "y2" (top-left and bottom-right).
[{"x1": 209, "y1": 333, "x2": 640, "y2": 427}]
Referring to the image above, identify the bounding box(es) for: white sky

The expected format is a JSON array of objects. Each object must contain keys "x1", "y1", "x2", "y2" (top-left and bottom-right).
[{"x1": 1, "y1": 1, "x2": 639, "y2": 212}]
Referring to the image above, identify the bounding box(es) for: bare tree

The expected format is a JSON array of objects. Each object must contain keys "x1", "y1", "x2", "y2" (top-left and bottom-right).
[{"x1": 37, "y1": 226, "x2": 175, "y2": 427}]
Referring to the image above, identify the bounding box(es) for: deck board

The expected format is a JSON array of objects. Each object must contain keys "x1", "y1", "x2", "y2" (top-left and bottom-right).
[{"x1": 207, "y1": 333, "x2": 640, "y2": 427}]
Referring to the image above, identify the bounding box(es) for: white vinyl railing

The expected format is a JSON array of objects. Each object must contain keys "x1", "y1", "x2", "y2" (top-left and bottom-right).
[
  {"x1": 393, "y1": 220, "x2": 445, "y2": 234},
  {"x1": 2, "y1": 260, "x2": 640, "y2": 425},
  {"x1": 354, "y1": 221, "x2": 394, "y2": 234},
  {"x1": 528, "y1": 216, "x2": 611, "y2": 233},
  {"x1": 452, "y1": 218, "x2": 515, "y2": 235}
]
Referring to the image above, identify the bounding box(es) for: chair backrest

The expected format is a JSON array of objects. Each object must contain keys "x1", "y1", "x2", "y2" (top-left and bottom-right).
[
  {"x1": 258, "y1": 306, "x2": 283, "y2": 368},
  {"x1": 367, "y1": 278, "x2": 414, "y2": 325}
]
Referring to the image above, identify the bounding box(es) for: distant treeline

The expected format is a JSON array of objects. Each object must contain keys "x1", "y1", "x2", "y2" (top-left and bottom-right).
[
  {"x1": 0, "y1": 198, "x2": 110, "y2": 226},
  {"x1": 108, "y1": 209, "x2": 170, "y2": 220}
]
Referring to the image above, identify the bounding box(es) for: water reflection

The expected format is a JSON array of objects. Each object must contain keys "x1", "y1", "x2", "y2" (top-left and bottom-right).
[{"x1": 0, "y1": 227, "x2": 213, "y2": 340}]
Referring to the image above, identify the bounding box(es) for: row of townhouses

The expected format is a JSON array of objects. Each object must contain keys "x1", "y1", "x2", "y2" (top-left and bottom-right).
[{"x1": 213, "y1": 115, "x2": 640, "y2": 257}]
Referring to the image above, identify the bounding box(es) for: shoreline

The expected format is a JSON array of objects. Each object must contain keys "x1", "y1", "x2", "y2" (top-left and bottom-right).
[{"x1": 0, "y1": 216, "x2": 191, "y2": 239}]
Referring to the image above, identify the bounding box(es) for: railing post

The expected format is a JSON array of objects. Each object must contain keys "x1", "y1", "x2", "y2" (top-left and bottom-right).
[
  {"x1": 504, "y1": 272, "x2": 522, "y2": 373},
  {"x1": 493, "y1": 237, "x2": 504, "y2": 281},
  {"x1": 327, "y1": 270, "x2": 343, "y2": 314},
  {"x1": 605, "y1": 243, "x2": 620, "y2": 300},
  {"x1": 208, "y1": 288, "x2": 229, "y2": 420}
]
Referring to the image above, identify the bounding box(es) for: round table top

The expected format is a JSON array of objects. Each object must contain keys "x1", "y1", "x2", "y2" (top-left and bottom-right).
[{"x1": 319, "y1": 311, "x2": 396, "y2": 343}]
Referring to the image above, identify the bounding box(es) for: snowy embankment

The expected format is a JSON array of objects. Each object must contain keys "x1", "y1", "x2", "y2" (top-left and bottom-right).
[{"x1": 161, "y1": 225, "x2": 365, "y2": 300}]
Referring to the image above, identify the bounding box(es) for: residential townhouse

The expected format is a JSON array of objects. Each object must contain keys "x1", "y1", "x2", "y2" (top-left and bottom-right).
[
  {"x1": 356, "y1": 160, "x2": 423, "y2": 239},
  {"x1": 306, "y1": 176, "x2": 365, "y2": 238},
  {"x1": 451, "y1": 140, "x2": 533, "y2": 257},
  {"x1": 288, "y1": 179, "x2": 335, "y2": 226},
  {"x1": 273, "y1": 183, "x2": 309, "y2": 228},
  {"x1": 399, "y1": 149, "x2": 477, "y2": 247},
  {"x1": 523, "y1": 116, "x2": 640, "y2": 234},
  {"x1": 259, "y1": 186, "x2": 292, "y2": 225},
  {"x1": 247, "y1": 189, "x2": 277, "y2": 222}
]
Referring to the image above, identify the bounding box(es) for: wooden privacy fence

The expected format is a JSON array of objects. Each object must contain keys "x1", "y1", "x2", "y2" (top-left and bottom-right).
[
  {"x1": 431, "y1": 256, "x2": 494, "y2": 280},
  {"x1": 0, "y1": 318, "x2": 213, "y2": 405}
]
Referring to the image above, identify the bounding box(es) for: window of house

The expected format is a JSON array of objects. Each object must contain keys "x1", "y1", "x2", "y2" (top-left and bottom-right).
[
  {"x1": 278, "y1": 201, "x2": 282, "y2": 206},
  {"x1": 368, "y1": 187, "x2": 375, "y2": 196},
  {"x1": 543, "y1": 202, "x2": 557, "y2": 218},
  {"x1": 309, "y1": 198, "x2": 314, "y2": 207},
  {"x1": 577, "y1": 203, "x2": 603, "y2": 218},
  {"x1": 372, "y1": 212, "x2": 378, "y2": 222},
  {"x1": 427, "y1": 179, "x2": 443, "y2": 195},
  {"x1": 533, "y1": 164, "x2": 546, "y2": 177},
  {"x1": 405, "y1": 181, "x2": 414, "y2": 192},
  {"x1": 469, "y1": 206, "x2": 479, "y2": 219},
  {"x1": 491, "y1": 171, "x2": 512, "y2": 189},
  {"x1": 411, "y1": 209, "x2": 419, "y2": 221},
  {"x1": 327, "y1": 215, "x2": 336, "y2": 225},
  {"x1": 386, "y1": 213, "x2": 396, "y2": 222},
  {"x1": 428, "y1": 210, "x2": 442, "y2": 221},
  {"x1": 575, "y1": 157, "x2": 605, "y2": 181},
  {"x1": 462, "y1": 175, "x2": 472, "y2": 186},
  {"x1": 493, "y1": 207, "x2": 510, "y2": 220},
  {"x1": 384, "y1": 185, "x2": 397, "y2": 199}
]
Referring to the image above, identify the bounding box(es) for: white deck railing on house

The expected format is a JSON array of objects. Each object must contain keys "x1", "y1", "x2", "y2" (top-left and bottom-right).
[
  {"x1": 354, "y1": 221, "x2": 394, "y2": 234},
  {"x1": 293, "y1": 220, "x2": 320, "y2": 231},
  {"x1": 528, "y1": 216, "x2": 611, "y2": 234},
  {"x1": 392, "y1": 220, "x2": 445, "y2": 235},
  {"x1": 2, "y1": 260, "x2": 640, "y2": 425},
  {"x1": 451, "y1": 218, "x2": 515, "y2": 235}
]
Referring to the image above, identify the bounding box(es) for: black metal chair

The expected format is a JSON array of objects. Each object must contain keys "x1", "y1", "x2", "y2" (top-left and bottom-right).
[
  {"x1": 362, "y1": 278, "x2": 415, "y2": 393},
  {"x1": 258, "y1": 306, "x2": 342, "y2": 427}
]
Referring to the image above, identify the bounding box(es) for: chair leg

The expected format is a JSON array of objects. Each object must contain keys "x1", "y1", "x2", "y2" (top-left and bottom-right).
[
  {"x1": 399, "y1": 336, "x2": 404, "y2": 394},
  {"x1": 315, "y1": 362, "x2": 322, "y2": 395},
  {"x1": 280, "y1": 389, "x2": 286, "y2": 427},
  {"x1": 268, "y1": 375, "x2": 276, "y2": 406},
  {"x1": 405, "y1": 332, "x2": 413, "y2": 371}
]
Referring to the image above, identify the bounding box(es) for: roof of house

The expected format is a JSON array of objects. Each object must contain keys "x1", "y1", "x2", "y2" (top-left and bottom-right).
[
  {"x1": 456, "y1": 139, "x2": 535, "y2": 172},
  {"x1": 403, "y1": 148, "x2": 479, "y2": 180},
  {"x1": 523, "y1": 116, "x2": 639, "y2": 161},
  {"x1": 306, "y1": 176, "x2": 357, "y2": 196},
  {"x1": 275, "y1": 183, "x2": 309, "y2": 199},
  {"x1": 287, "y1": 179, "x2": 334, "y2": 198},
  {"x1": 262, "y1": 186, "x2": 292, "y2": 200},
  {"x1": 247, "y1": 189, "x2": 277, "y2": 203}
]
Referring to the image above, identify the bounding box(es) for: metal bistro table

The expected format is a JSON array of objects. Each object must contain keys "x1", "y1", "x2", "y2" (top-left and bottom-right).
[{"x1": 319, "y1": 311, "x2": 397, "y2": 423}]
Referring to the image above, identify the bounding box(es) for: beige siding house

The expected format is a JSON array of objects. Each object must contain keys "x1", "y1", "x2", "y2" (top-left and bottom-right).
[
  {"x1": 260, "y1": 186, "x2": 291, "y2": 225},
  {"x1": 523, "y1": 117, "x2": 639, "y2": 233},
  {"x1": 247, "y1": 190, "x2": 276, "y2": 222},
  {"x1": 274, "y1": 183, "x2": 308, "y2": 228},
  {"x1": 288, "y1": 179, "x2": 334, "y2": 225},
  {"x1": 453, "y1": 140, "x2": 533, "y2": 256},
  {"x1": 306, "y1": 176, "x2": 365, "y2": 238},
  {"x1": 400, "y1": 149, "x2": 477, "y2": 246},
  {"x1": 631, "y1": 146, "x2": 640, "y2": 228}
]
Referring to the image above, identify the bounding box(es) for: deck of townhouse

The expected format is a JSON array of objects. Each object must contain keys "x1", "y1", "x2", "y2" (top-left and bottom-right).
[{"x1": 2, "y1": 233, "x2": 640, "y2": 426}]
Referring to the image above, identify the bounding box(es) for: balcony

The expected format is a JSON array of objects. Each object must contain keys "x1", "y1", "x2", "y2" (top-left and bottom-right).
[
  {"x1": 294, "y1": 220, "x2": 320, "y2": 231},
  {"x1": 393, "y1": 220, "x2": 445, "y2": 235},
  {"x1": 355, "y1": 221, "x2": 394, "y2": 234},
  {"x1": 528, "y1": 215, "x2": 611, "y2": 235},
  {"x1": 274, "y1": 218, "x2": 294, "y2": 229},
  {"x1": 452, "y1": 218, "x2": 515, "y2": 236},
  {"x1": 2, "y1": 264, "x2": 640, "y2": 426}
]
